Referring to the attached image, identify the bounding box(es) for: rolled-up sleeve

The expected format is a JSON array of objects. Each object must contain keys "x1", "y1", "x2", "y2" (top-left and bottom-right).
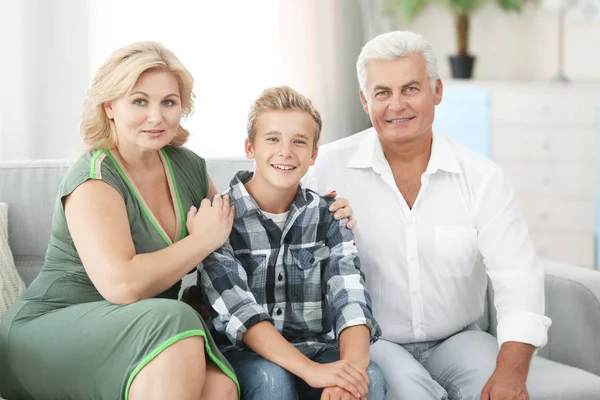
[
  {"x1": 200, "y1": 241, "x2": 273, "y2": 347},
  {"x1": 474, "y1": 168, "x2": 552, "y2": 347},
  {"x1": 322, "y1": 215, "x2": 381, "y2": 342}
]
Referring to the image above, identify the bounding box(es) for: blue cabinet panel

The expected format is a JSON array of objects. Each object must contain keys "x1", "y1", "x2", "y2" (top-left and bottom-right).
[{"x1": 433, "y1": 87, "x2": 491, "y2": 157}]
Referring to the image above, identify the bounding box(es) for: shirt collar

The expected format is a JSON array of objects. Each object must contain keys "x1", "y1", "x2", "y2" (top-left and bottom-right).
[
  {"x1": 228, "y1": 171, "x2": 310, "y2": 218},
  {"x1": 346, "y1": 128, "x2": 462, "y2": 175}
]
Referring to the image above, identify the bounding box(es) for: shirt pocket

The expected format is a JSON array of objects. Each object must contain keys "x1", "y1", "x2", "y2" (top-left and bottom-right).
[
  {"x1": 289, "y1": 246, "x2": 330, "y2": 310},
  {"x1": 236, "y1": 252, "x2": 268, "y2": 302},
  {"x1": 434, "y1": 225, "x2": 478, "y2": 277}
]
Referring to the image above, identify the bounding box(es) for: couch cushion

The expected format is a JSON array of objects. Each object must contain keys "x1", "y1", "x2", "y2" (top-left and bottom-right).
[
  {"x1": 0, "y1": 160, "x2": 70, "y2": 285},
  {"x1": 0, "y1": 158, "x2": 254, "y2": 287},
  {"x1": 528, "y1": 356, "x2": 600, "y2": 399},
  {"x1": 0, "y1": 203, "x2": 26, "y2": 321}
]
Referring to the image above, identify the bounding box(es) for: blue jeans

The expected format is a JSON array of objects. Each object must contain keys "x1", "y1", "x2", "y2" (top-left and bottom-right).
[{"x1": 224, "y1": 344, "x2": 386, "y2": 400}]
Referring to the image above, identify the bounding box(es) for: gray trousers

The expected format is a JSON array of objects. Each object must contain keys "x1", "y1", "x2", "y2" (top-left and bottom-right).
[{"x1": 371, "y1": 327, "x2": 498, "y2": 400}]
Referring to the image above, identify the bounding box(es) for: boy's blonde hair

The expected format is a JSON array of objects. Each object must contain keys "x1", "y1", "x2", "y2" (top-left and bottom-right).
[
  {"x1": 81, "y1": 41, "x2": 195, "y2": 150},
  {"x1": 247, "y1": 86, "x2": 322, "y2": 148}
]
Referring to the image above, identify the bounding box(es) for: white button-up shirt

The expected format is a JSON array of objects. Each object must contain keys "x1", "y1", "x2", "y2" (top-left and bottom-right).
[{"x1": 305, "y1": 128, "x2": 551, "y2": 347}]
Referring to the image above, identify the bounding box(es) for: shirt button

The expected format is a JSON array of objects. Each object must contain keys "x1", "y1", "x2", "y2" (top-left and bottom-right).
[
  {"x1": 276, "y1": 308, "x2": 282, "y2": 316},
  {"x1": 278, "y1": 274, "x2": 283, "y2": 282}
]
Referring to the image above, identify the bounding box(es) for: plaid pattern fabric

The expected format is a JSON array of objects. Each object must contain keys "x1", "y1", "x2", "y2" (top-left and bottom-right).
[{"x1": 200, "y1": 171, "x2": 380, "y2": 349}]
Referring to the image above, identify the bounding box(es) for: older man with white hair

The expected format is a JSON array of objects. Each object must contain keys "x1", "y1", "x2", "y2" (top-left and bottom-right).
[{"x1": 306, "y1": 31, "x2": 551, "y2": 400}]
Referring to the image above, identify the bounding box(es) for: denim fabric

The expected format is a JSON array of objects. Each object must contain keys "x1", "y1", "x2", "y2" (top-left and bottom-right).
[{"x1": 225, "y1": 343, "x2": 386, "y2": 400}]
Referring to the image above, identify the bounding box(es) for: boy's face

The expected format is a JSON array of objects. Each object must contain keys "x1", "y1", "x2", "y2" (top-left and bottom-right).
[{"x1": 245, "y1": 110, "x2": 318, "y2": 192}]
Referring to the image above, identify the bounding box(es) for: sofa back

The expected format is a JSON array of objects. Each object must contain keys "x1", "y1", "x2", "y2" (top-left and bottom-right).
[
  {"x1": 0, "y1": 158, "x2": 253, "y2": 285},
  {"x1": 0, "y1": 157, "x2": 492, "y2": 333}
]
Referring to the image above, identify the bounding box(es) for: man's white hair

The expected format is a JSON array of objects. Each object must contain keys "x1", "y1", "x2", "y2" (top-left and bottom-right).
[{"x1": 356, "y1": 31, "x2": 439, "y2": 93}]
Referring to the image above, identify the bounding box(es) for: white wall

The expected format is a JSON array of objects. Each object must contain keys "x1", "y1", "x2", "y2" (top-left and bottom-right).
[
  {"x1": 2, "y1": 0, "x2": 598, "y2": 162},
  {"x1": 0, "y1": 0, "x2": 90, "y2": 161},
  {"x1": 279, "y1": 0, "x2": 371, "y2": 143},
  {"x1": 393, "y1": 3, "x2": 600, "y2": 82}
]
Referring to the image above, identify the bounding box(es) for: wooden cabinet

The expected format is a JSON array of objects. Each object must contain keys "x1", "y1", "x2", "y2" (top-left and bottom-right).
[{"x1": 435, "y1": 82, "x2": 600, "y2": 269}]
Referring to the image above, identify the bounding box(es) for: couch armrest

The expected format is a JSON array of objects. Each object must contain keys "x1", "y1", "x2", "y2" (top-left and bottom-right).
[{"x1": 537, "y1": 261, "x2": 600, "y2": 376}]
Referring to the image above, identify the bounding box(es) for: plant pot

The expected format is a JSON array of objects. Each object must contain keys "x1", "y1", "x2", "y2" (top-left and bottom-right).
[{"x1": 449, "y1": 55, "x2": 476, "y2": 79}]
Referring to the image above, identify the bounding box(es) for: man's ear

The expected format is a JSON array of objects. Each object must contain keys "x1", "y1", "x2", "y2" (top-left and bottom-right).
[
  {"x1": 309, "y1": 145, "x2": 319, "y2": 166},
  {"x1": 434, "y1": 78, "x2": 443, "y2": 106},
  {"x1": 244, "y1": 138, "x2": 255, "y2": 159},
  {"x1": 359, "y1": 90, "x2": 369, "y2": 114},
  {"x1": 104, "y1": 102, "x2": 114, "y2": 120}
]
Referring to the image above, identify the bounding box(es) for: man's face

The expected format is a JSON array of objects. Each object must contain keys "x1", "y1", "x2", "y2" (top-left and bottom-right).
[
  {"x1": 360, "y1": 55, "x2": 442, "y2": 146},
  {"x1": 245, "y1": 110, "x2": 318, "y2": 192}
]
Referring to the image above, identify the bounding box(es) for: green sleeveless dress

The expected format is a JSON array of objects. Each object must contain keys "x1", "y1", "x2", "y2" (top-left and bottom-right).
[{"x1": 0, "y1": 146, "x2": 238, "y2": 400}]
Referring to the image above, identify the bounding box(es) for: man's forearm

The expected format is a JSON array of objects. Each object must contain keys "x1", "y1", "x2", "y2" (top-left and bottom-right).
[
  {"x1": 496, "y1": 341, "x2": 535, "y2": 376},
  {"x1": 339, "y1": 325, "x2": 371, "y2": 370}
]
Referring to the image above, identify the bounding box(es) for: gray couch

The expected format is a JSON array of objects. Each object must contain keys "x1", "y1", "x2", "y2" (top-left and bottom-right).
[{"x1": 2, "y1": 159, "x2": 600, "y2": 399}]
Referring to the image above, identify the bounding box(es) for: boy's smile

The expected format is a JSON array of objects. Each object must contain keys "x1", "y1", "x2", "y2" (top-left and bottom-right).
[{"x1": 244, "y1": 110, "x2": 319, "y2": 213}]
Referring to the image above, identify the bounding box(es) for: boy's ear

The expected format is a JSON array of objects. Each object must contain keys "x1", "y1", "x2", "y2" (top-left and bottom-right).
[
  {"x1": 309, "y1": 145, "x2": 319, "y2": 166},
  {"x1": 244, "y1": 138, "x2": 255, "y2": 159},
  {"x1": 104, "y1": 102, "x2": 114, "y2": 120}
]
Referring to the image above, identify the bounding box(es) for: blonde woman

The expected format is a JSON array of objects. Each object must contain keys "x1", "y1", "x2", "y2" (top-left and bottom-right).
[{"x1": 0, "y1": 42, "x2": 240, "y2": 400}]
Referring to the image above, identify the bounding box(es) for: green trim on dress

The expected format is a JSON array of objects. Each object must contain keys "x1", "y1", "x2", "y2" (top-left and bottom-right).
[
  {"x1": 160, "y1": 148, "x2": 188, "y2": 240},
  {"x1": 124, "y1": 329, "x2": 240, "y2": 400},
  {"x1": 89, "y1": 150, "x2": 104, "y2": 179},
  {"x1": 104, "y1": 150, "x2": 172, "y2": 246}
]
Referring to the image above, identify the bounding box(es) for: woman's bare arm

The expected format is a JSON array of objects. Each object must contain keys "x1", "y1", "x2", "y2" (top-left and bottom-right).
[{"x1": 65, "y1": 179, "x2": 233, "y2": 304}]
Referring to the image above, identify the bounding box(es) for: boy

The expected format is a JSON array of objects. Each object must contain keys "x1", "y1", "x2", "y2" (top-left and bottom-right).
[{"x1": 199, "y1": 86, "x2": 385, "y2": 400}]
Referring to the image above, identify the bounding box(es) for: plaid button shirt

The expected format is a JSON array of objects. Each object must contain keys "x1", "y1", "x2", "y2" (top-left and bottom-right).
[{"x1": 199, "y1": 171, "x2": 380, "y2": 349}]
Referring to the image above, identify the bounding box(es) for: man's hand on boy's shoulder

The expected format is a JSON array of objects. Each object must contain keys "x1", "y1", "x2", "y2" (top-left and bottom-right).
[{"x1": 324, "y1": 191, "x2": 356, "y2": 229}]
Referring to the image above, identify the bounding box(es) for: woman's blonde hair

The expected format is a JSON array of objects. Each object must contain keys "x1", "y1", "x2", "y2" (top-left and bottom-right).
[
  {"x1": 247, "y1": 86, "x2": 322, "y2": 149},
  {"x1": 81, "y1": 42, "x2": 195, "y2": 150}
]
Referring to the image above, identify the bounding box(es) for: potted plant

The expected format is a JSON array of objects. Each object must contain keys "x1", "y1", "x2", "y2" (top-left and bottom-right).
[{"x1": 383, "y1": 0, "x2": 534, "y2": 79}]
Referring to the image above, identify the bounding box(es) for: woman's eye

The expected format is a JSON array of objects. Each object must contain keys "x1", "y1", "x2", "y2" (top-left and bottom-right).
[
  {"x1": 133, "y1": 99, "x2": 146, "y2": 106},
  {"x1": 163, "y1": 99, "x2": 176, "y2": 107}
]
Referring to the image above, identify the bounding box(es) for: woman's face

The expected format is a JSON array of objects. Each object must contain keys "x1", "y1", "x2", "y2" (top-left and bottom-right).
[{"x1": 104, "y1": 70, "x2": 183, "y2": 153}]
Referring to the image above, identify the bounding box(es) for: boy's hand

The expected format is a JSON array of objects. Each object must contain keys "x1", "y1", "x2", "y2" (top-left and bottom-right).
[
  {"x1": 325, "y1": 191, "x2": 356, "y2": 229},
  {"x1": 302, "y1": 360, "x2": 369, "y2": 399},
  {"x1": 321, "y1": 386, "x2": 359, "y2": 400}
]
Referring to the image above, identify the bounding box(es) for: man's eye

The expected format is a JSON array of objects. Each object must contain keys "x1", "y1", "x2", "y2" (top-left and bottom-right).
[
  {"x1": 406, "y1": 87, "x2": 418, "y2": 92},
  {"x1": 375, "y1": 91, "x2": 389, "y2": 97}
]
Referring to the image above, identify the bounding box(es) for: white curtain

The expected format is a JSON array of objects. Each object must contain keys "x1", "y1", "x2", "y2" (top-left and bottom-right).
[
  {"x1": 0, "y1": 0, "x2": 90, "y2": 161},
  {"x1": 0, "y1": 0, "x2": 391, "y2": 161}
]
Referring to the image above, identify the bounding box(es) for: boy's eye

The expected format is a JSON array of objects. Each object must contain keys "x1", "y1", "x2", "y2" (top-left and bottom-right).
[
  {"x1": 133, "y1": 98, "x2": 147, "y2": 106},
  {"x1": 295, "y1": 140, "x2": 308, "y2": 145},
  {"x1": 266, "y1": 137, "x2": 278, "y2": 142}
]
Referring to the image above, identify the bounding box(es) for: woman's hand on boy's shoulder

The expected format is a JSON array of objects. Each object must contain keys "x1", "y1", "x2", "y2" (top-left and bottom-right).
[{"x1": 325, "y1": 191, "x2": 357, "y2": 230}]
